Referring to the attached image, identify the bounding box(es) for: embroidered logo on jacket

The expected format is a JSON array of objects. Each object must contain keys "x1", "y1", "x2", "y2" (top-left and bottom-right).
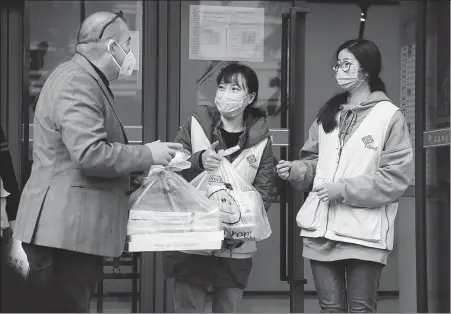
[
  {"x1": 361, "y1": 135, "x2": 378, "y2": 151},
  {"x1": 246, "y1": 154, "x2": 259, "y2": 170}
]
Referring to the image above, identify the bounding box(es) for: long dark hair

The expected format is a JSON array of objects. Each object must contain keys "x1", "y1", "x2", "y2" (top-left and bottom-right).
[
  {"x1": 317, "y1": 39, "x2": 386, "y2": 133},
  {"x1": 216, "y1": 63, "x2": 266, "y2": 119}
]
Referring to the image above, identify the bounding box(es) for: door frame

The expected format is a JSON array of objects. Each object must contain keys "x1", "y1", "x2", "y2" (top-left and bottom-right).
[
  {"x1": 0, "y1": 0, "x2": 28, "y2": 189},
  {"x1": 139, "y1": 1, "x2": 182, "y2": 313},
  {"x1": 413, "y1": 0, "x2": 428, "y2": 311},
  {"x1": 414, "y1": 0, "x2": 451, "y2": 312}
]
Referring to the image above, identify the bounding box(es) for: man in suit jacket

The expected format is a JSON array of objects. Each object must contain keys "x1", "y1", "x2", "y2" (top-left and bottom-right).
[{"x1": 13, "y1": 11, "x2": 182, "y2": 312}]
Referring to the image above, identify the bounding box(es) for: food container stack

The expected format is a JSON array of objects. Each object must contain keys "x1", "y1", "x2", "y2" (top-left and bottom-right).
[{"x1": 125, "y1": 149, "x2": 224, "y2": 252}]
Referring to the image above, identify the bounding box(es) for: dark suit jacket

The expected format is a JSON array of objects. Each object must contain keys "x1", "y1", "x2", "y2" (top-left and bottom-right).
[{"x1": 14, "y1": 53, "x2": 153, "y2": 257}]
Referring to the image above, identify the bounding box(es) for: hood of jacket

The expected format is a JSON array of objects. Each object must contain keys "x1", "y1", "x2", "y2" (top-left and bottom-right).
[
  {"x1": 338, "y1": 91, "x2": 395, "y2": 143},
  {"x1": 341, "y1": 91, "x2": 392, "y2": 112}
]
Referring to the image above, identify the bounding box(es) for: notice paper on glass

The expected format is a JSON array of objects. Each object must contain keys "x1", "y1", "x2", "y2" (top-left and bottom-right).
[{"x1": 189, "y1": 5, "x2": 264, "y2": 62}]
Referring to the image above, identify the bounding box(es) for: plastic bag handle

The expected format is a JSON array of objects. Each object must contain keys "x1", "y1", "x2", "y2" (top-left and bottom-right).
[{"x1": 218, "y1": 145, "x2": 240, "y2": 157}]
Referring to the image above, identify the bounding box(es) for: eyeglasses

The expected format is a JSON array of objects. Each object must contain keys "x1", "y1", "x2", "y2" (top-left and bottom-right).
[
  {"x1": 332, "y1": 61, "x2": 355, "y2": 73},
  {"x1": 98, "y1": 11, "x2": 127, "y2": 39}
]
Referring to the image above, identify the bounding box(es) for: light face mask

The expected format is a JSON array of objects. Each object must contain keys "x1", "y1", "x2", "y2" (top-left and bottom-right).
[
  {"x1": 335, "y1": 66, "x2": 365, "y2": 91},
  {"x1": 108, "y1": 40, "x2": 136, "y2": 80},
  {"x1": 214, "y1": 92, "x2": 250, "y2": 119}
]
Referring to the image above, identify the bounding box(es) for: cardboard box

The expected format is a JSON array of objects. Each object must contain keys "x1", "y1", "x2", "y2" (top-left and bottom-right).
[{"x1": 125, "y1": 230, "x2": 224, "y2": 252}]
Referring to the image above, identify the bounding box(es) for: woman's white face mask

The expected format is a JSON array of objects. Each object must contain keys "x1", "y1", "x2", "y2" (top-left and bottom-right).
[
  {"x1": 215, "y1": 91, "x2": 250, "y2": 119},
  {"x1": 108, "y1": 40, "x2": 136, "y2": 80},
  {"x1": 335, "y1": 65, "x2": 366, "y2": 91},
  {"x1": 214, "y1": 78, "x2": 254, "y2": 119},
  {"x1": 334, "y1": 49, "x2": 367, "y2": 92}
]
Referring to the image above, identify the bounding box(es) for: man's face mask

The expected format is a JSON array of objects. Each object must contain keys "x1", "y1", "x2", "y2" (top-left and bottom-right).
[
  {"x1": 214, "y1": 90, "x2": 251, "y2": 119},
  {"x1": 108, "y1": 40, "x2": 136, "y2": 80},
  {"x1": 333, "y1": 61, "x2": 366, "y2": 91}
]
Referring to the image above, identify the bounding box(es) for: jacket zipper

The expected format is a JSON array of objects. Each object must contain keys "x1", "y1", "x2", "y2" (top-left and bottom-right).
[{"x1": 324, "y1": 142, "x2": 343, "y2": 236}]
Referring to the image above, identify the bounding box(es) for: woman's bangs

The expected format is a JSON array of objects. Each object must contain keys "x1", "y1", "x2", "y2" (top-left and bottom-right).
[{"x1": 220, "y1": 72, "x2": 245, "y2": 89}]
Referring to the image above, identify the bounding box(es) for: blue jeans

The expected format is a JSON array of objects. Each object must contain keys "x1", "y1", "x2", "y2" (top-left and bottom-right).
[
  {"x1": 310, "y1": 259, "x2": 383, "y2": 313},
  {"x1": 174, "y1": 280, "x2": 243, "y2": 313}
]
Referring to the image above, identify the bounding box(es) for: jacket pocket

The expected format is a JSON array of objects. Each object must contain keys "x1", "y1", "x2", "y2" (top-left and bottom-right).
[
  {"x1": 296, "y1": 192, "x2": 326, "y2": 231},
  {"x1": 332, "y1": 204, "x2": 384, "y2": 242},
  {"x1": 21, "y1": 242, "x2": 53, "y2": 272}
]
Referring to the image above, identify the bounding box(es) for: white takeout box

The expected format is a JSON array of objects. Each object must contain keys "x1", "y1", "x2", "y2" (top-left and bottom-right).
[{"x1": 125, "y1": 230, "x2": 224, "y2": 252}]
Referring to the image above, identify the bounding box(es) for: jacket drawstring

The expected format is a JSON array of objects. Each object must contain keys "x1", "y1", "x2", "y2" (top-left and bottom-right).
[{"x1": 338, "y1": 107, "x2": 358, "y2": 148}]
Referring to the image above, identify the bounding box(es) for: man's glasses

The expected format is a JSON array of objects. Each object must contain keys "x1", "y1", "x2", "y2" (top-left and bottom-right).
[
  {"x1": 332, "y1": 61, "x2": 355, "y2": 73},
  {"x1": 98, "y1": 11, "x2": 127, "y2": 39}
]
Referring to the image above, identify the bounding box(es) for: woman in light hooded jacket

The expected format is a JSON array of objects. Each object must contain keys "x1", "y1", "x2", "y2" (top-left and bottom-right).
[{"x1": 277, "y1": 39, "x2": 413, "y2": 313}]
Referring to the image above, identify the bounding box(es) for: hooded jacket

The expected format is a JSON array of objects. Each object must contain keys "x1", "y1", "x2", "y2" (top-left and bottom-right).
[{"x1": 288, "y1": 91, "x2": 413, "y2": 251}]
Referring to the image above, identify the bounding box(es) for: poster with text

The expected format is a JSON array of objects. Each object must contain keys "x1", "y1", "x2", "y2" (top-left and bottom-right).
[{"x1": 189, "y1": 5, "x2": 264, "y2": 62}]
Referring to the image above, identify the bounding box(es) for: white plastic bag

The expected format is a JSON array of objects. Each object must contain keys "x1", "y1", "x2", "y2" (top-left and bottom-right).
[
  {"x1": 126, "y1": 148, "x2": 223, "y2": 252},
  {"x1": 191, "y1": 159, "x2": 272, "y2": 241}
]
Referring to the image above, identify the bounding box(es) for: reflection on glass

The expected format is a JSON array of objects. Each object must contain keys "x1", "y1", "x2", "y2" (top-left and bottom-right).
[
  {"x1": 27, "y1": 1, "x2": 82, "y2": 179},
  {"x1": 28, "y1": 1, "x2": 81, "y2": 121},
  {"x1": 424, "y1": 2, "x2": 450, "y2": 313},
  {"x1": 180, "y1": 0, "x2": 292, "y2": 206},
  {"x1": 424, "y1": 145, "x2": 450, "y2": 313},
  {"x1": 425, "y1": 1, "x2": 450, "y2": 131}
]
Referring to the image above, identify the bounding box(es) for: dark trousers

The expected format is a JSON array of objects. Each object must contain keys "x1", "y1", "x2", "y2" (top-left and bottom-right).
[
  {"x1": 22, "y1": 243, "x2": 103, "y2": 313},
  {"x1": 310, "y1": 259, "x2": 383, "y2": 313}
]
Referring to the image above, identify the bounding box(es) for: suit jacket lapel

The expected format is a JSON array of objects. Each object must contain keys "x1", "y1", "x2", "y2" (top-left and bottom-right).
[{"x1": 71, "y1": 53, "x2": 129, "y2": 144}]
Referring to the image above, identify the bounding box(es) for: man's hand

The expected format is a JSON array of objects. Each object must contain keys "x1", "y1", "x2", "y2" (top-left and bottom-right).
[
  {"x1": 145, "y1": 141, "x2": 183, "y2": 166},
  {"x1": 201, "y1": 141, "x2": 223, "y2": 171},
  {"x1": 276, "y1": 160, "x2": 292, "y2": 180}
]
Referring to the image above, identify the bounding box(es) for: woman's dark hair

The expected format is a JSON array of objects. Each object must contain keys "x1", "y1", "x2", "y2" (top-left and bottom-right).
[
  {"x1": 216, "y1": 63, "x2": 266, "y2": 119},
  {"x1": 317, "y1": 39, "x2": 386, "y2": 132}
]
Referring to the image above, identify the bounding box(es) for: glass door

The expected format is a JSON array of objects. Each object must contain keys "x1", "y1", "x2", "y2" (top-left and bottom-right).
[
  {"x1": 415, "y1": 0, "x2": 450, "y2": 312},
  {"x1": 172, "y1": 1, "x2": 301, "y2": 312},
  {"x1": 141, "y1": 1, "x2": 407, "y2": 312},
  {"x1": 141, "y1": 1, "x2": 309, "y2": 312}
]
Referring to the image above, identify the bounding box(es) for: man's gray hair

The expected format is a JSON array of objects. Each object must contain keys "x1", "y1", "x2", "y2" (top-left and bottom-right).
[{"x1": 76, "y1": 11, "x2": 123, "y2": 54}]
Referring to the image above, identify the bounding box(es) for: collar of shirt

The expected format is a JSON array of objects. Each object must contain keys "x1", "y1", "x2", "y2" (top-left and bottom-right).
[{"x1": 87, "y1": 60, "x2": 114, "y2": 98}]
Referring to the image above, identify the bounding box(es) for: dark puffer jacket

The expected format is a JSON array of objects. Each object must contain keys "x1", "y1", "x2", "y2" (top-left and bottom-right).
[
  {"x1": 176, "y1": 105, "x2": 273, "y2": 211},
  {"x1": 163, "y1": 105, "x2": 274, "y2": 289}
]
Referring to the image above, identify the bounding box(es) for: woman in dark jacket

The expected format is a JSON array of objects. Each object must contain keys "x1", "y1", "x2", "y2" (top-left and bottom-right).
[{"x1": 165, "y1": 63, "x2": 274, "y2": 313}]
